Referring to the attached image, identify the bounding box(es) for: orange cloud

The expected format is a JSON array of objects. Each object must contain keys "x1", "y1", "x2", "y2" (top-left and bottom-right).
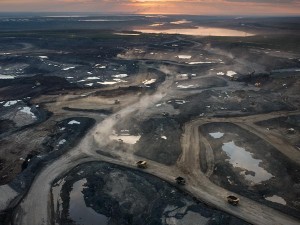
[
  {"x1": 123, "y1": 0, "x2": 300, "y2": 15},
  {"x1": 0, "y1": 0, "x2": 299, "y2": 15}
]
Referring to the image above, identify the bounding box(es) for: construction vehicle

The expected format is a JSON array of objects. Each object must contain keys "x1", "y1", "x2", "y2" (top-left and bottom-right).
[
  {"x1": 255, "y1": 82, "x2": 261, "y2": 87},
  {"x1": 287, "y1": 128, "x2": 296, "y2": 134},
  {"x1": 175, "y1": 176, "x2": 186, "y2": 185},
  {"x1": 227, "y1": 195, "x2": 239, "y2": 206},
  {"x1": 136, "y1": 161, "x2": 147, "y2": 169}
]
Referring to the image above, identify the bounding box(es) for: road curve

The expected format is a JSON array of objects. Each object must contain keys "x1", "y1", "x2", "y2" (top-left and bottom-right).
[
  {"x1": 8, "y1": 70, "x2": 300, "y2": 225},
  {"x1": 178, "y1": 114, "x2": 300, "y2": 225}
]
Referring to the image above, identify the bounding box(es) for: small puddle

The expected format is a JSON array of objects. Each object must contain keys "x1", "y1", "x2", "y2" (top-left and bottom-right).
[
  {"x1": 265, "y1": 195, "x2": 287, "y2": 205},
  {"x1": 177, "y1": 84, "x2": 195, "y2": 89},
  {"x1": 209, "y1": 132, "x2": 224, "y2": 139},
  {"x1": 109, "y1": 130, "x2": 141, "y2": 145},
  {"x1": 162, "y1": 204, "x2": 210, "y2": 225},
  {"x1": 110, "y1": 134, "x2": 141, "y2": 144},
  {"x1": 69, "y1": 179, "x2": 109, "y2": 225},
  {"x1": 177, "y1": 55, "x2": 192, "y2": 59},
  {"x1": 222, "y1": 141, "x2": 274, "y2": 183},
  {"x1": 109, "y1": 130, "x2": 141, "y2": 144}
]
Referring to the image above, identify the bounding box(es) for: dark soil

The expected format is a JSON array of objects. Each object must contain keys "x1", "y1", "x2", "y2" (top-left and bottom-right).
[
  {"x1": 135, "y1": 117, "x2": 182, "y2": 165},
  {"x1": 199, "y1": 122, "x2": 300, "y2": 220},
  {"x1": 52, "y1": 161, "x2": 251, "y2": 225}
]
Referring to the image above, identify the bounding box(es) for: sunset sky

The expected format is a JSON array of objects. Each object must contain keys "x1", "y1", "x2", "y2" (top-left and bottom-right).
[{"x1": 0, "y1": 0, "x2": 300, "y2": 15}]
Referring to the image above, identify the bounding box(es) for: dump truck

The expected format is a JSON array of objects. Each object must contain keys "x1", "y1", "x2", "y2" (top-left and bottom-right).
[
  {"x1": 175, "y1": 176, "x2": 186, "y2": 185},
  {"x1": 287, "y1": 128, "x2": 296, "y2": 134},
  {"x1": 255, "y1": 82, "x2": 261, "y2": 87},
  {"x1": 136, "y1": 161, "x2": 147, "y2": 169},
  {"x1": 227, "y1": 195, "x2": 239, "y2": 206}
]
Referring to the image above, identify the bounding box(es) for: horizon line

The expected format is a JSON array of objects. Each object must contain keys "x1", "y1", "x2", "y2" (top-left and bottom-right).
[{"x1": 0, "y1": 12, "x2": 300, "y2": 17}]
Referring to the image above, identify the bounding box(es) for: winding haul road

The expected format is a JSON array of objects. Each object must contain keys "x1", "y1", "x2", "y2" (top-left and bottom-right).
[
  {"x1": 178, "y1": 110, "x2": 300, "y2": 225},
  {"x1": 12, "y1": 82, "x2": 300, "y2": 225},
  {"x1": 1, "y1": 60, "x2": 299, "y2": 225}
]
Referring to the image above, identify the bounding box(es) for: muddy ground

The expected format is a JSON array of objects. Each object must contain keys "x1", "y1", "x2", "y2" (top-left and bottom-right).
[
  {"x1": 199, "y1": 122, "x2": 300, "y2": 219},
  {"x1": 134, "y1": 117, "x2": 182, "y2": 165},
  {"x1": 0, "y1": 15, "x2": 299, "y2": 225},
  {"x1": 256, "y1": 115, "x2": 300, "y2": 148},
  {"x1": 52, "y1": 162, "x2": 250, "y2": 225},
  {"x1": 0, "y1": 117, "x2": 95, "y2": 187}
]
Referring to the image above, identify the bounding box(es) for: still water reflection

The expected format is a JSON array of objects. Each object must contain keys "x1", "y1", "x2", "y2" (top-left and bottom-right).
[
  {"x1": 134, "y1": 27, "x2": 254, "y2": 37},
  {"x1": 69, "y1": 179, "x2": 109, "y2": 225}
]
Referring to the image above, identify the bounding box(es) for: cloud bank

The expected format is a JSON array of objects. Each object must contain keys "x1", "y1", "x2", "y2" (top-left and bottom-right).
[{"x1": 0, "y1": 0, "x2": 299, "y2": 15}]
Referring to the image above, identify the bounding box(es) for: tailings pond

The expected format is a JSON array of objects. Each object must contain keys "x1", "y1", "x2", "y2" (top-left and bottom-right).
[
  {"x1": 51, "y1": 162, "x2": 250, "y2": 225},
  {"x1": 199, "y1": 122, "x2": 300, "y2": 219},
  {"x1": 134, "y1": 27, "x2": 254, "y2": 37}
]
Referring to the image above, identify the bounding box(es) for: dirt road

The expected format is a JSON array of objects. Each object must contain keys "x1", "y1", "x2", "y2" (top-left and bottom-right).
[
  {"x1": 11, "y1": 89, "x2": 300, "y2": 225},
  {"x1": 4, "y1": 63, "x2": 300, "y2": 225},
  {"x1": 178, "y1": 112, "x2": 300, "y2": 225}
]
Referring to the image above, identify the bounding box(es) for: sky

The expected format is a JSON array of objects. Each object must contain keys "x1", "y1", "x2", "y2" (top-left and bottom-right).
[{"x1": 0, "y1": 0, "x2": 300, "y2": 16}]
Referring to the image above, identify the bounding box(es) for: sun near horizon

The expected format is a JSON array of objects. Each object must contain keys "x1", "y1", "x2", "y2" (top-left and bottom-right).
[{"x1": 0, "y1": 0, "x2": 300, "y2": 16}]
